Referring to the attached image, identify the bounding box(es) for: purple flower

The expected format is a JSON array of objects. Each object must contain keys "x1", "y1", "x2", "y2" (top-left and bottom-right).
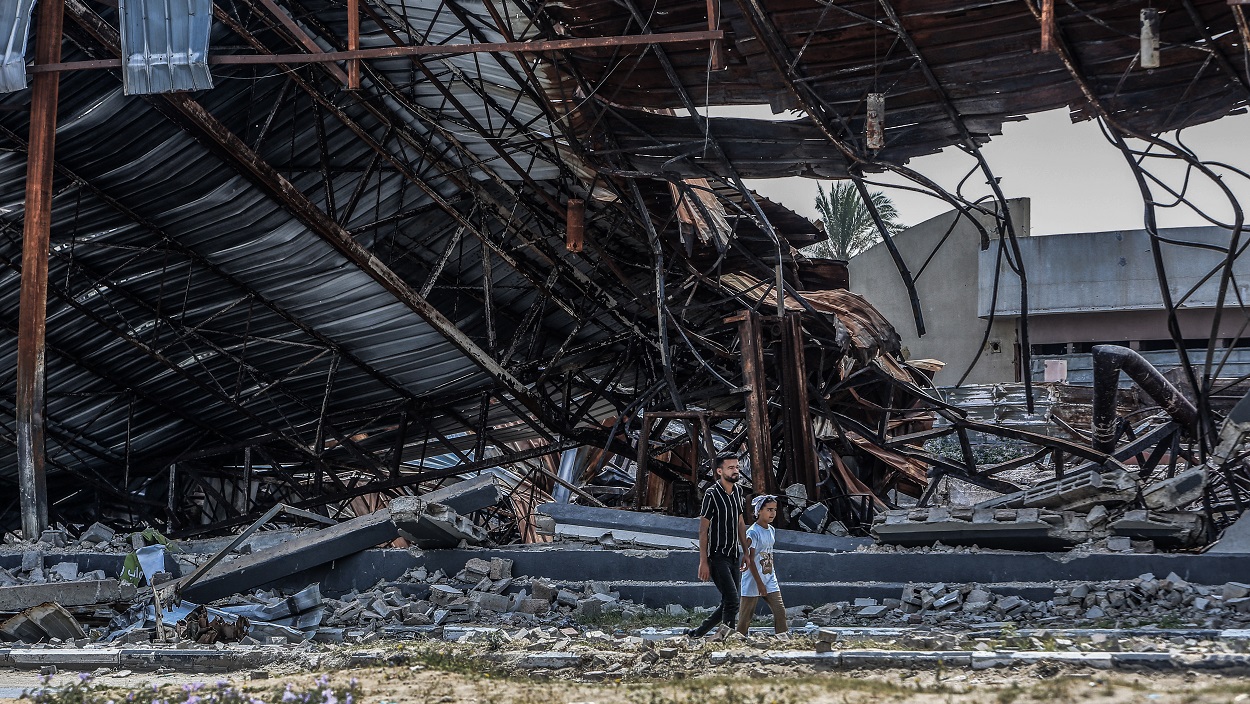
[{"x1": 77, "y1": 672, "x2": 93, "y2": 683}]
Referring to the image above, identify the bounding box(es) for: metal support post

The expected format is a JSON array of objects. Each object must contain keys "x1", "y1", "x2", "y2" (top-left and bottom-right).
[
  {"x1": 16, "y1": 0, "x2": 63, "y2": 540},
  {"x1": 727, "y1": 310, "x2": 774, "y2": 495}
]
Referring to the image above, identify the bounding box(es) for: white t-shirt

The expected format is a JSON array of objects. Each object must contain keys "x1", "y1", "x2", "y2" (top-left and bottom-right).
[{"x1": 740, "y1": 522, "x2": 779, "y2": 597}]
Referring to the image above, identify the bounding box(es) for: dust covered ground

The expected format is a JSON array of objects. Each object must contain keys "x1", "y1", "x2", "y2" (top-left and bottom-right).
[{"x1": 3, "y1": 641, "x2": 1250, "y2": 704}]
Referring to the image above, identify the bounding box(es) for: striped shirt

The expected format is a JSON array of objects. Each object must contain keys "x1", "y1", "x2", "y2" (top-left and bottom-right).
[{"x1": 700, "y1": 480, "x2": 743, "y2": 558}]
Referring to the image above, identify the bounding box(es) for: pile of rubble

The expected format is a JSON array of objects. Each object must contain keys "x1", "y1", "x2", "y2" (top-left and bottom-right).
[
  {"x1": 873, "y1": 465, "x2": 1209, "y2": 550},
  {"x1": 785, "y1": 573, "x2": 1250, "y2": 628}
]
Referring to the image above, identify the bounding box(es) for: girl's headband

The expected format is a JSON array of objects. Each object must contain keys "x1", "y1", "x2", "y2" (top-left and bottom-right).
[{"x1": 751, "y1": 494, "x2": 777, "y2": 514}]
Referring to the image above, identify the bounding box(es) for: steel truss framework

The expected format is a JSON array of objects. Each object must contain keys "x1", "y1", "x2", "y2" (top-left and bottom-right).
[{"x1": 0, "y1": 0, "x2": 1247, "y2": 538}]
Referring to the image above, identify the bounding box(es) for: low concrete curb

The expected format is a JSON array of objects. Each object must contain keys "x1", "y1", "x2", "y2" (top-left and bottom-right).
[
  {"x1": 706, "y1": 649, "x2": 1250, "y2": 671},
  {"x1": 0, "y1": 647, "x2": 286, "y2": 672}
]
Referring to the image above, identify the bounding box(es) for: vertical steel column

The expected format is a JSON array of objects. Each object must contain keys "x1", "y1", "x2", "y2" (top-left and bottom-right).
[
  {"x1": 16, "y1": 0, "x2": 64, "y2": 540},
  {"x1": 780, "y1": 312, "x2": 819, "y2": 499},
  {"x1": 634, "y1": 414, "x2": 652, "y2": 508},
  {"x1": 728, "y1": 310, "x2": 774, "y2": 495}
]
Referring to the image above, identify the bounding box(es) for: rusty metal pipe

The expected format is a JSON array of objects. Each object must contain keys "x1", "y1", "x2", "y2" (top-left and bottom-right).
[{"x1": 1091, "y1": 344, "x2": 1197, "y2": 454}]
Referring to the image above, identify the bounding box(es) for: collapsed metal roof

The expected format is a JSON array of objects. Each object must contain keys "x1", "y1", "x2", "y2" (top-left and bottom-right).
[{"x1": 0, "y1": 0, "x2": 1247, "y2": 536}]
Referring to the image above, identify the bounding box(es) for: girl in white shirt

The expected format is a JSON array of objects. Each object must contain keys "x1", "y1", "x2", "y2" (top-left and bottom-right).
[{"x1": 736, "y1": 495, "x2": 788, "y2": 637}]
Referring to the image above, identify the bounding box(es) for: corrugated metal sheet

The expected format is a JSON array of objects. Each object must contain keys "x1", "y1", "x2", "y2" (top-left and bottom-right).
[
  {"x1": 0, "y1": 0, "x2": 35, "y2": 93},
  {"x1": 118, "y1": 0, "x2": 213, "y2": 94}
]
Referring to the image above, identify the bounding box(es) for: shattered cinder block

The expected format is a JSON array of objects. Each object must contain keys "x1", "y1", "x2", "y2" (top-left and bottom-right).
[
  {"x1": 470, "y1": 591, "x2": 512, "y2": 613},
  {"x1": 78, "y1": 522, "x2": 116, "y2": 546},
  {"x1": 49, "y1": 562, "x2": 79, "y2": 582},
  {"x1": 531, "y1": 580, "x2": 558, "y2": 603},
  {"x1": 489, "y1": 558, "x2": 513, "y2": 581},
  {"x1": 463, "y1": 558, "x2": 492, "y2": 581}
]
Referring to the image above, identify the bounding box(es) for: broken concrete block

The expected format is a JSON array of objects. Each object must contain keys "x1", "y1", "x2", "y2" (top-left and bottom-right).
[
  {"x1": 856, "y1": 605, "x2": 889, "y2": 618},
  {"x1": 0, "y1": 579, "x2": 136, "y2": 612},
  {"x1": 20, "y1": 552, "x2": 42, "y2": 573},
  {"x1": 933, "y1": 592, "x2": 961, "y2": 611},
  {"x1": 49, "y1": 562, "x2": 78, "y2": 582},
  {"x1": 1107, "y1": 536, "x2": 1133, "y2": 552},
  {"x1": 429, "y1": 585, "x2": 464, "y2": 607},
  {"x1": 489, "y1": 558, "x2": 513, "y2": 581},
  {"x1": 38, "y1": 529, "x2": 67, "y2": 548},
  {"x1": 532, "y1": 580, "x2": 558, "y2": 603},
  {"x1": 576, "y1": 598, "x2": 602, "y2": 618},
  {"x1": 78, "y1": 522, "x2": 116, "y2": 546},
  {"x1": 391, "y1": 499, "x2": 489, "y2": 549},
  {"x1": 1223, "y1": 582, "x2": 1250, "y2": 600},
  {"x1": 0, "y1": 602, "x2": 86, "y2": 642},
  {"x1": 1142, "y1": 467, "x2": 1206, "y2": 512},
  {"x1": 665, "y1": 604, "x2": 688, "y2": 617},
  {"x1": 556, "y1": 590, "x2": 579, "y2": 607},
  {"x1": 418, "y1": 475, "x2": 505, "y2": 515},
  {"x1": 518, "y1": 599, "x2": 549, "y2": 615},
  {"x1": 470, "y1": 591, "x2": 512, "y2": 613},
  {"x1": 463, "y1": 558, "x2": 492, "y2": 581}
]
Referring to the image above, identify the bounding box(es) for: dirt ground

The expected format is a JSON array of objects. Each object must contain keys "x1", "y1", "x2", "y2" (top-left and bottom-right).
[{"x1": 3, "y1": 644, "x2": 1250, "y2": 704}]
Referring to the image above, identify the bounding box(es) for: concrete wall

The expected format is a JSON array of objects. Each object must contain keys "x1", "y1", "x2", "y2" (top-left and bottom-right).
[
  {"x1": 979, "y1": 226, "x2": 1248, "y2": 317},
  {"x1": 849, "y1": 199, "x2": 1029, "y2": 386}
]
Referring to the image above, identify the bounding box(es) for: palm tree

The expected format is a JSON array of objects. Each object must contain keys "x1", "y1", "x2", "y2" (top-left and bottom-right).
[{"x1": 804, "y1": 182, "x2": 904, "y2": 260}]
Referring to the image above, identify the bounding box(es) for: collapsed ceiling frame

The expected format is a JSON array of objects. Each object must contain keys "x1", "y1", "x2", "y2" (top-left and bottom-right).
[{"x1": 0, "y1": 0, "x2": 1247, "y2": 545}]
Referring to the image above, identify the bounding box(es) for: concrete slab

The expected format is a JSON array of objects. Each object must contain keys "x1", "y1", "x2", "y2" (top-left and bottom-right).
[
  {"x1": 0, "y1": 579, "x2": 136, "y2": 612},
  {"x1": 1207, "y1": 512, "x2": 1250, "y2": 554},
  {"x1": 420, "y1": 475, "x2": 505, "y2": 515},
  {"x1": 181, "y1": 509, "x2": 398, "y2": 603},
  {"x1": 537, "y1": 503, "x2": 870, "y2": 552}
]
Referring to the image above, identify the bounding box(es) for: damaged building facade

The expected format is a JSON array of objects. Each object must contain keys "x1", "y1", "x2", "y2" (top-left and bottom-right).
[{"x1": 0, "y1": 0, "x2": 1249, "y2": 670}]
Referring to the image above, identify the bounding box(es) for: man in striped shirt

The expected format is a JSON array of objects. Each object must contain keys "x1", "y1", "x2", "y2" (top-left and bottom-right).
[{"x1": 688, "y1": 453, "x2": 748, "y2": 639}]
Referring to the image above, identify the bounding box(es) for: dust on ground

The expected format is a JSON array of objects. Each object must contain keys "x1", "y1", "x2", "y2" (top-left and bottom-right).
[{"x1": 3, "y1": 642, "x2": 1250, "y2": 704}]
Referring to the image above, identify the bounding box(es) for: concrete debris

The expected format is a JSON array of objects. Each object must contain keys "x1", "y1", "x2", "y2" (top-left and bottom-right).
[
  {"x1": 391, "y1": 499, "x2": 489, "y2": 549},
  {"x1": 977, "y1": 467, "x2": 1138, "y2": 512},
  {"x1": 181, "y1": 509, "x2": 400, "y2": 603},
  {"x1": 872, "y1": 506, "x2": 1091, "y2": 549},
  {"x1": 1, "y1": 602, "x2": 86, "y2": 642},
  {"x1": 1207, "y1": 511, "x2": 1250, "y2": 554},
  {"x1": 77, "y1": 522, "x2": 117, "y2": 546},
  {"x1": 538, "y1": 502, "x2": 869, "y2": 552},
  {"x1": 1142, "y1": 467, "x2": 1207, "y2": 512},
  {"x1": 0, "y1": 579, "x2": 136, "y2": 612}
]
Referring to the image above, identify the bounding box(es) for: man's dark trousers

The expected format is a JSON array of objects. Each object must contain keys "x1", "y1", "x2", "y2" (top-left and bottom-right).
[{"x1": 692, "y1": 553, "x2": 740, "y2": 636}]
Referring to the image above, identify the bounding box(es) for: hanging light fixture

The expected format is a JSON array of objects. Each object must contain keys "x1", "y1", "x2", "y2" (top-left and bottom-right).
[
  {"x1": 1140, "y1": 8, "x2": 1160, "y2": 69},
  {"x1": 866, "y1": 93, "x2": 885, "y2": 150}
]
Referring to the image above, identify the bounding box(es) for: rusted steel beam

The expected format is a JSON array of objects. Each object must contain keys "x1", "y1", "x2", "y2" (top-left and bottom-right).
[
  {"x1": 1040, "y1": 0, "x2": 1054, "y2": 52},
  {"x1": 780, "y1": 313, "x2": 819, "y2": 499},
  {"x1": 346, "y1": 0, "x2": 360, "y2": 89},
  {"x1": 565, "y1": 198, "x2": 585, "y2": 253},
  {"x1": 727, "y1": 310, "x2": 774, "y2": 495},
  {"x1": 15, "y1": 0, "x2": 63, "y2": 540},
  {"x1": 29, "y1": 30, "x2": 724, "y2": 72},
  {"x1": 250, "y1": 0, "x2": 350, "y2": 84},
  {"x1": 635, "y1": 414, "x2": 653, "y2": 508}
]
